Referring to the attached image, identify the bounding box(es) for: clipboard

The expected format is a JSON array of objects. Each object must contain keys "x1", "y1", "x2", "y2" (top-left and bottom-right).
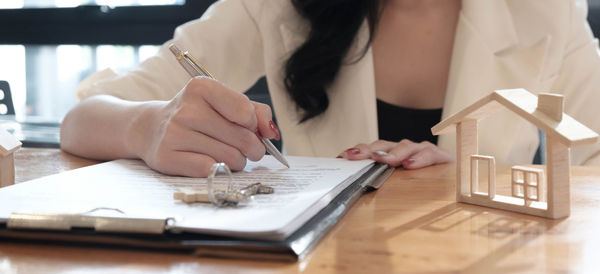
[{"x1": 0, "y1": 161, "x2": 392, "y2": 261}]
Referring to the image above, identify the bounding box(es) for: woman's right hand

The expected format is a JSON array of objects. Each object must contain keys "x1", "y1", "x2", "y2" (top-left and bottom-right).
[{"x1": 127, "y1": 77, "x2": 279, "y2": 177}]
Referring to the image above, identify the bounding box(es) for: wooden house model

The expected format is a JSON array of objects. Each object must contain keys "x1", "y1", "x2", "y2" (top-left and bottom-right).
[
  {"x1": 0, "y1": 128, "x2": 21, "y2": 188},
  {"x1": 432, "y1": 89, "x2": 599, "y2": 219}
]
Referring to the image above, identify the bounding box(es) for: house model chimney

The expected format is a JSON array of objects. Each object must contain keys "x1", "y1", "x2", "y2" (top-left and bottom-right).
[{"x1": 537, "y1": 93, "x2": 564, "y2": 121}]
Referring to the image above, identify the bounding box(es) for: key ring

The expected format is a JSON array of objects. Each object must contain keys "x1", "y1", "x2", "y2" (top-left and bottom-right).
[{"x1": 206, "y1": 163, "x2": 234, "y2": 207}]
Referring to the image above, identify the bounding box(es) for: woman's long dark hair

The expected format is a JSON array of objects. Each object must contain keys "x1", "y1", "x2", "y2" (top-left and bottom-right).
[{"x1": 285, "y1": 0, "x2": 381, "y2": 123}]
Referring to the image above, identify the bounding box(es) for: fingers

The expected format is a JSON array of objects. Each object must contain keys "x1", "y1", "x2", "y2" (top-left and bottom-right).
[
  {"x1": 253, "y1": 102, "x2": 280, "y2": 141},
  {"x1": 339, "y1": 140, "x2": 413, "y2": 162},
  {"x1": 382, "y1": 140, "x2": 433, "y2": 166},
  {"x1": 163, "y1": 123, "x2": 248, "y2": 170},
  {"x1": 364, "y1": 140, "x2": 398, "y2": 152},
  {"x1": 149, "y1": 150, "x2": 217, "y2": 177},
  {"x1": 173, "y1": 103, "x2": 266, "y2": 161},
  {"x1": 144, "y1": 77, "x2": 281, "y2": 177},
  {"x1": 338, "y1": 143, "x2": 372, "y2": 160},
  {"x1": 402, "y1": 145, "x2": 454, "y2": 169},
  {"x1": 185, "y1": 77, "x2": 258, "y2": 130},
  {"x1": 176, "y1": 77, "x2": 271, "y2": 161},
  {"x1": 339, "y1": 139, "x2": 454, "y2": 169},
  {"x1": 189, "y1": 78, "x2": 280, "y2": 142}
]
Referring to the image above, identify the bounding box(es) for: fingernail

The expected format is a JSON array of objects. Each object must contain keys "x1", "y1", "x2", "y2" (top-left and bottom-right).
[
  {"x1": 336, "y1": 155, "x2": 343, "y2": 158},
  {"x1": 372, "y1": 150, "x2": 388, "y2": 157},
  {"x1": 345, "y1": 148, "x2": 360, "y2": 155},
  {"x1": 269, "y1": 120, "x2": 280, "y2": 141},
  {"x1": 402, "y1": 158, "x2": 415, "y2": 166}
]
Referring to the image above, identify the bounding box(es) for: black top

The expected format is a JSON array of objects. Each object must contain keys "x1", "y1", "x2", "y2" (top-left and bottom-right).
[{"x1": 377, "y1": 99, "x2": 443, "y2": 144}]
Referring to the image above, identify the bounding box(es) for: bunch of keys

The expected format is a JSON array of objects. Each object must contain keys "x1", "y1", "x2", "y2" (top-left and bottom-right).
[{"x1": 173, "y1": 163, "x2": 274, "y2": 207}]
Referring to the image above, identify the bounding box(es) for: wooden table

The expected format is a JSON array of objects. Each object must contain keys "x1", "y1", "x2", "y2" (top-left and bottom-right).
[{"x1": 1, "y1": 148, "x2": 599, "y2": 273}]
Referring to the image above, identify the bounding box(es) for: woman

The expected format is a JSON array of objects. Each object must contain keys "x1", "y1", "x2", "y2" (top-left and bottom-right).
[{"x1": 61, "y1": 0, "x2": 600, "y2": 177}]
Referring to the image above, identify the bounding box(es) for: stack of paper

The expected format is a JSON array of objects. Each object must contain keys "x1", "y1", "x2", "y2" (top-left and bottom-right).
[{"x1": 0, "y1": 156, "x2": 375, "y2": 241}]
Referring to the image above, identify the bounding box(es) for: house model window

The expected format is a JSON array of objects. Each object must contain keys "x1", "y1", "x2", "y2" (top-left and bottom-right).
[{"x1": 432, "y1": 89, "x2": 599, "y2": 219}]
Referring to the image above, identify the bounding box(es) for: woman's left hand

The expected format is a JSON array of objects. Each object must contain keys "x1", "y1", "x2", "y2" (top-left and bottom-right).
[{"x1": 337, "y1": 139, "x2": 454, "y2": 169}]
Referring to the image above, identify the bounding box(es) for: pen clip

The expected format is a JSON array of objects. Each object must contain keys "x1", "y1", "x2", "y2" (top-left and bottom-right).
[
  {"x1": 168, "y1": 43, "x2": 290, "y2": 168},
  {"x1": 169, "y1": 44, "x2": 215, "y2": 79},
  {"x1": 183, "y1": 53, "x2": 216, "y2": 79}
]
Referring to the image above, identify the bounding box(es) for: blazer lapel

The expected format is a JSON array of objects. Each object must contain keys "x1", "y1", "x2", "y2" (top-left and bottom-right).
[
  {"x1": 278, "y1": 20, "x2": 378, "y2": 157},
  {"x1": 277, "y1": 0, "x2": 552, "y2": 160},
  {"x1": 439, "y1": 0, "x2": 552, "y2": 163},
  {"x1": 461, "y1": 0, "x2": 519, "y2": 54}
]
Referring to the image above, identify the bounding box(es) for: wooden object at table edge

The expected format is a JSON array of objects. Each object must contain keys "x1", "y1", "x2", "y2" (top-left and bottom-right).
[
  {"x1": 0, "y1": 128, "x2": 22, "y2": 188},
  {"x1": 432, "y1": 89, "x2": 599, "y2": 219}
]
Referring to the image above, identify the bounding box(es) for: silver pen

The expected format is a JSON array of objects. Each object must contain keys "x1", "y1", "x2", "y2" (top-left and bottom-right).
[{"x1": 168, "y1": 44, "x2": 290, "y2": 168}]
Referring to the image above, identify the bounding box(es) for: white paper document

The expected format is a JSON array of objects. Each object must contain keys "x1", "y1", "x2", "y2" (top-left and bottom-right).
[{"x1": 0, "y1": 156, "x2": 374, "y2": 240}]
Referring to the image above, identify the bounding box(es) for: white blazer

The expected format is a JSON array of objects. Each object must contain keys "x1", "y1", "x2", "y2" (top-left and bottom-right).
[{"x1": 76, "y1": 0, "x2": 600, "y2": 166}]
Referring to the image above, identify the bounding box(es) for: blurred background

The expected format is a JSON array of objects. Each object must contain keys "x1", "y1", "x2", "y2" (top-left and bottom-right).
[
  {"x1": 0, "y1": 0, "x2": 599, "y2": 146},
  {"x1": 0, "y1": 0, "x2": 209, "y2": 122},
  {"x1": 0, "y1": 0, "x2": 272, "y2": 147}
]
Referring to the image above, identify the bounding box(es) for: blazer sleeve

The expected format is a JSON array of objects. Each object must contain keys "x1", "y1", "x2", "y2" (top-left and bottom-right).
[
  {"x1": 551, "y1": 0, "x2": 600, "y2": 166},
  {"x1": 75, "y1": 0, "x2": 265, "y2": 101}
]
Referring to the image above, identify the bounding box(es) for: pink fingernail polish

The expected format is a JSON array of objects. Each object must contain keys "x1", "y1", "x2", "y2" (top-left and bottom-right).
[
  {"x1": 344, "y1": 148, "x2": 360, "y2": 155},
  {"x1": 269, "y1": 120, "x2": 280, "y2": 141}
]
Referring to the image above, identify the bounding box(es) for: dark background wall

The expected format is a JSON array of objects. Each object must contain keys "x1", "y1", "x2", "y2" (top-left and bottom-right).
[
  {"x1": 3, "y1": 1, "x2": 600, "y2": 45},
  {"x1": 588, "y1": 0, "x2": 600, "y2": 38},
  {"x1": 0, "y1": 0, "x2": 270, "y2": 112}
]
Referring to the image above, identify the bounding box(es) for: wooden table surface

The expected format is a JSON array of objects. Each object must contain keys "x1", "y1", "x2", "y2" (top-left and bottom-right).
[{"x1": 1, "y1": 148, "x2": 599, "y2": 273}]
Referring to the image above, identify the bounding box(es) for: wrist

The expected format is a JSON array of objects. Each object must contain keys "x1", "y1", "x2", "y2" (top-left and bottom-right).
[{"x1": 124, "y1": 100, "x2": 168, "y2": 160}]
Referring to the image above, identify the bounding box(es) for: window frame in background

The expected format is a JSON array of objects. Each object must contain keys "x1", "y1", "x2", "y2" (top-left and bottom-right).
[
  {"x1": 0, "y1": 1, "x2": 213, "y2": 45},
  {"x1": 0, "y1": 0, "x2": 279, "y2": 148}
]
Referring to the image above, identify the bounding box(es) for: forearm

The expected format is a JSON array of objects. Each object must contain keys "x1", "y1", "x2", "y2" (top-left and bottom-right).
[
  {"x1": 61, "y1": 78, "x2": 278, "y2": 177},
  {"x1": 60, "y1": 95, "x2": 163, "y2": 160}
]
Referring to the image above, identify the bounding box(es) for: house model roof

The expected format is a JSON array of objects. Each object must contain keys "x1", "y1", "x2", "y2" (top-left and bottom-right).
[
  {"x1": 432, "y1": 89, "x2": 599, "y2": 147},
  {"x1": 0, "y1": 128, "x2": 22, "y2": 156}
]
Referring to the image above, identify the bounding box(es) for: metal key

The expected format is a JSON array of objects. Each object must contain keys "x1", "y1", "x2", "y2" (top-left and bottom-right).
[
  {"x1": 173, "y1": 163, "x2": 275, "y2": 207},
  {"x1": 237, "y1": 182, "x2": 275, "y2": 196},
  {"x1": 174, "y1": 183, "x2": 274, "y2": 206}
]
